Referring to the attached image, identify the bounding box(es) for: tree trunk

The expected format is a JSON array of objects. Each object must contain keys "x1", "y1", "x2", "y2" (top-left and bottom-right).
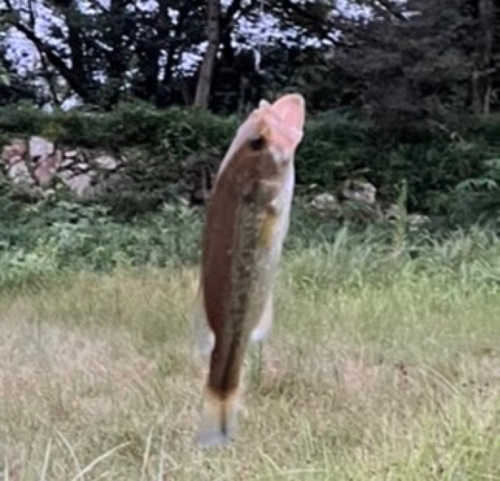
[
  {"x1": 483, "y1": 77, "x2": 492, "y2": 115},
  {"x1": 194, "y1": 0, "x2": 220, "y2": 109},
  {"x1": 471, "y1": 69, "x2": 482, "y2": 115},
  {"x1": 480, "y1": 0, "x2": 494, "y2": 115},
  {"x1": 471, "y1": 0, "x2": 494, "y2": 115}
]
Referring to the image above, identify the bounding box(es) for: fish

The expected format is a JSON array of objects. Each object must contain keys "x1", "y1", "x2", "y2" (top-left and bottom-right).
[{"x1": 194, "y1": 93, "x2": 306, "y2": 446}]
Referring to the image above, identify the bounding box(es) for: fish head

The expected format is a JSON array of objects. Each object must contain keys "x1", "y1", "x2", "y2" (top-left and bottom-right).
[{"x1": 216, "y1": 94, "x2": 306, "y2": 183}]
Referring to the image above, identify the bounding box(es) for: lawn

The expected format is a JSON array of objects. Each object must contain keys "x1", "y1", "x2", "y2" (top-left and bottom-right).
[{"x1": 0, "y1": 223, "x2": 499, "y2": 480}]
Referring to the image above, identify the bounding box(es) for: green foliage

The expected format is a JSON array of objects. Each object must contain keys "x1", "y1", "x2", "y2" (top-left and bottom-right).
[
  {"x1": 0, "y1": 198, "x2": 203, "y2": 289},
  {"x1": 449, "y1": 157, "x2": 500, "y2": 226},
  {"x1": 296, "y1": 109, "x2": 497, "y2": 218},
  {"x1": 0, "y1": 192, "x2": 499, "y2": 293},
  {"x1": 0, "y1": 223, "x2": 499, "y2": 480},
  {"x1": 0, "y1": 102, "x2": 236, "y2": 152},
  {"x1": 296, "y1": 110, "x2": 374, "y2": 186},
  {"x1": 0, "y1": 102, "x2": 238, "y2": 217},
  {"x1": 2, "y1": 101, "x2": 500, "y2": 220}
]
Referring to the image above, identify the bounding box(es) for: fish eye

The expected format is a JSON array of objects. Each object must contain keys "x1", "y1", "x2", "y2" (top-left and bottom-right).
[{"x1": 249, "y1": 136, "x2": 265, "y2": 151}]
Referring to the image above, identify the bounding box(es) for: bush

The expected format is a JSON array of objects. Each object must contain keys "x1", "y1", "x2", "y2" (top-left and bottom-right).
[
  {"x1": 0, "y1": 101, "x2": 236, "y2": 152},
  {"x1": 296, "y1": 110, "x2": 374, "y2": 187},
  {"x1": 1, "y1": 101, "x2": 500, "y2": 220},
  {"x1": 0, "y1": 102, "x2": 238, "y2": 217},
  {"x1": 0, "y1": 195, "x2": 499, "y2": 292},
  {"x1": 0, "y1": 199, "x2": 204, "y2": 289}
]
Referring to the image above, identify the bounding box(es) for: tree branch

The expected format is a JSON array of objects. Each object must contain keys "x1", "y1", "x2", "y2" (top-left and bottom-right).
[
  {"x1": 27, "y1": 0, "x2": 35, "y2": 27},
  {"x1": 6, "y1": 19, "x2": 96, "y2": 102},
  {"x1": 220, "y1": 0, "x2": 242, "y2": 30},
  {"x1": 277, "y1": 0, "x2": 357, "y2": 47},
  {"x1": 369, "y1": 0, "x2": 408, "y2": 22}
]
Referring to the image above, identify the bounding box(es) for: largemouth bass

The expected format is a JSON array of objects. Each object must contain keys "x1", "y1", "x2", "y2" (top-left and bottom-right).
[{"x1": 195, "y1": 94, "x2": 306, "y2": 446}]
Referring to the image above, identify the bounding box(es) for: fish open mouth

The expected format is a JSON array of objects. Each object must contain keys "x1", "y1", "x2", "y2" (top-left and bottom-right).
[{"x1": 248, "y1": 95, "x2": 305, "y2": 156}]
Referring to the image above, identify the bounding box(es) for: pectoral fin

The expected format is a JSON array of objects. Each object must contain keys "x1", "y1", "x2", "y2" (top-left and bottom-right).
[
  {"x1": 250, "y1": 293, "x2": 273, "y2": 343},
  {"x1": 192, "y1": 283, "x2": 215, "y2": 358},
  {"x1": 259, "y1": 209, "x2": 278, "y2": 248}
]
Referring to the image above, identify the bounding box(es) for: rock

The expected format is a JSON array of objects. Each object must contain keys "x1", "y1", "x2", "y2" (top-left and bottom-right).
[
  {"x1": 180, "y1": 152, "x2": 220, "y2": 205},
  {"x1": 408, "y1": 214, "x2": 430, "y2": 227},
  {"x1": 64, "y1": 150, "x2": 78, "y2": 158},
  {"x1": 94, "y1": 155, "x2": 119, "y2": 170},
  {"x1": 340, "y1": 179, "x2": 377, "y2": 205},
  {"x1": 384, "y1": 203, "x2": 402, "y2": 221},
  {"x1": 34, "y1": 150, "x2": 62, "y2": 187},
  {"x1": 7, "y1": 155, "x2": 23, "y2": 165},
  {"x1": 58, "y1": 169, "x2": 74, "y2": 181},
  {"x1": 310, "y1": 193, "x2": 343, "y2": 220},
  {"x1": 341, "y1": 200, "x2": 383, "y2": 223},
  {"x1": 29, "y1": 136, "x2": 54, "y2": 160},
  {"x1": 2, "y1": 136, "x2": 125, "y2": 199},
  {"x1": 43, "y1": 188, "x2": 56, "y2": 198},
  {"x1": 61, "y1": 158, "x2": 75, "y2": 168},
  {"x1": 75, "y1": 162, "x2": 89, "y2": 172},
  {"x1": 1, "y1": 139, "x2": 27, "y2": 163},
  {"x1": 7, "y1": 161, "x2": 33, "y2": 185},
  {"x1": 384, "y1": 205, "x2": 430, "y2": 228},
  {"x1": 60, "y1": 172, "x2": 93, "y2": 197},
  {"x1": 311, "y1": 193, "x2": 340, "y2": 212}
]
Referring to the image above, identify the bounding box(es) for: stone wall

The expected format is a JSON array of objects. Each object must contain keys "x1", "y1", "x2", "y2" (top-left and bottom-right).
[
  {"x1": 309, "y1": 179, "x2": 430, "y2": 228},
  {"x1": 1, "y1": 136, "x2": 124, "y2": 199},
  {"x1": 1, "y1": 136, "x2": 431, "y2": 228}
]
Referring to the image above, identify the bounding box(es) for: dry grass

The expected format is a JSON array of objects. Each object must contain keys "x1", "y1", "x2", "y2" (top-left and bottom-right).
[{"x1": 0, "y1": 257, "x2": 499, "y2": 480}]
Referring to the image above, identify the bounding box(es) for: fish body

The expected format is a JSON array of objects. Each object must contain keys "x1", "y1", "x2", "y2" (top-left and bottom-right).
[{"x1": 195, "y1": 94, "x2": 306, "y2": 446}]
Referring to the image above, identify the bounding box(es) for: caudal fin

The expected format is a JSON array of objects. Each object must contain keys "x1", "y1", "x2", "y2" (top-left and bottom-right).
[{"x1": 196, "y1": 386, "x2": 240, "y2": 447}]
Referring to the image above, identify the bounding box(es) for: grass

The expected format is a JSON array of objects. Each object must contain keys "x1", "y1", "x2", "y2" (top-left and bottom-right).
[{"x1": 0, "y1": 221, "x2": 499, "y2": 480}]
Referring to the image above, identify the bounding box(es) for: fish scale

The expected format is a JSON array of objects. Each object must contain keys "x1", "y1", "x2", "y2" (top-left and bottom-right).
[{"x1": 195, "y1": 94, "x2": 306, "y2": 446}]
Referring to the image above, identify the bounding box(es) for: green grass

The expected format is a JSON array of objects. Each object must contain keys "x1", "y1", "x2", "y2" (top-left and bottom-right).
[{"x1": 0, "y1": 220, "x2": 499, "y2": 480}]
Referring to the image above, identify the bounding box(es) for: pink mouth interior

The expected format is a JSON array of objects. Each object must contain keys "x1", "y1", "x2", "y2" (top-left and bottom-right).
[{"x1": 252, "y1": 104, "x2": 303, "y2": 153}]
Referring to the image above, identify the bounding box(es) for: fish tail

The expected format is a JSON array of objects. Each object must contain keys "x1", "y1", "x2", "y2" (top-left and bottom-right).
[{"x1": 196, "y1": 385, "x2": 240, "y2": 446}]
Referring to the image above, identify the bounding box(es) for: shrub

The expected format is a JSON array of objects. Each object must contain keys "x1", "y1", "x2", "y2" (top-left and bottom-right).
[{"x1": 1, "y1": 101, "x2": 499, "y2": 219}]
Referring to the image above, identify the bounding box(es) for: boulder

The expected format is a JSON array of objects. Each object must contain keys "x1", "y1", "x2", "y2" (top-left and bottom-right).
[
  {"x1": 64, "y1": 150, "x2": 78, "y2": 158},
  {"x1": 1, "y1": 135, "x2": 127, "y2": 199},
  {"x1": 180, "y1": 152, "x2": 220, "y2": 205},
  {"x1": 94, "y1": 155, "x2": 120, "y2": 170},
  {"x1": 340, "y1": 179, "x2": 377, "y2": 205},
  {"x1": 61, "y1": 158, "x2": 76, "y2": 168},
  {"x1": 34, "y1": 150, "x2": 63, "y2": 187},
  {"x1": 311, "y1": 193, "x2": 341, "y2": 213},
  {"x1": 59, "y1": 171, "x2": 93, "y2": 197},
  {"x1": 1, "y1": 138, "x2": 27, "y2": 164},
  {"x1": 29, "y1": 136, "x2": 54, "y2": 160},
  {"x1": 6, "y1": 155, "x2": 23, "y2": 166},
  {"x1": 384, "y1": 203, "x2": 402, "y2": 221},
  {"x1": 7, "y1": 161, "x2": 33, "y2": 185},
  {"x1": 408, "y1": 214, "x2": 430, "y2": 227}
]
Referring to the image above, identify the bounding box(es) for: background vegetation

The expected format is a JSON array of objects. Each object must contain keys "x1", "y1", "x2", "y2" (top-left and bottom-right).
[{"x1": 1, "y1": 0, "x2": 500, "y2": 224}]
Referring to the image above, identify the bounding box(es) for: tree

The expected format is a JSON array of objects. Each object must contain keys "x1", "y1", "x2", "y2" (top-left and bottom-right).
[
  {"x1": 194, "y1": 0, "x2": 220, "y2": 108},
  {"x1": 470, "y1": 0, "x2": 496, "y2": 115},
  {"x1": 2, "y1": 0, "x2": 500, "y2": 118},
  {"x1": 323, "y1": 0, "x2": 479, "y2": 130},
  {"x1": 0, "y1": 0, "x2": 209, "y2": 108}
]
